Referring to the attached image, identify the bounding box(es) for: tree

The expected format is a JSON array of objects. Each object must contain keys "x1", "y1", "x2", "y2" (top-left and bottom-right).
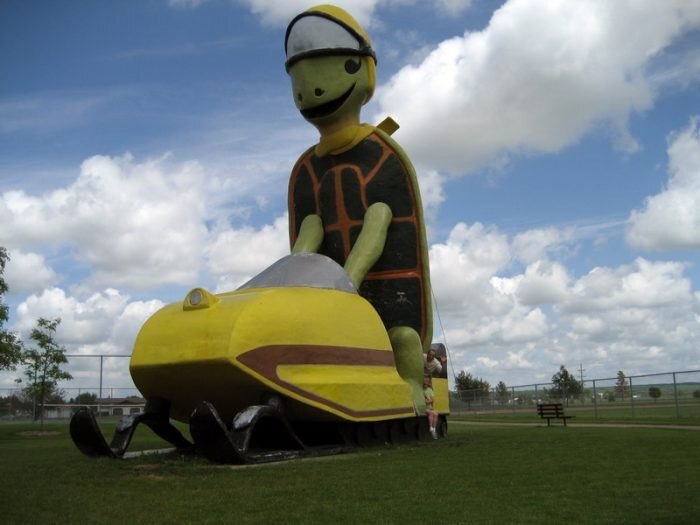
[
  {"x1": 0, "y1": 247, "x2": 22, "y2": 371},
  {"x1": 495, "y1": 381, "x2": 509, "y2": 404},
  {"x1": 70, "y1": 392, "x2": 98, "y2": 405},
  {"x1": 455, "y1": 371, "x2": 490, "y2": 407},
  {"x1": 550, "y1": 365, "x2": 583, "y2": 404},
  {"x1": 0, "y1": 393, "x2": 31, "y2": 418},
  {"x1": 22, "y1": 318, "x2": 72, "y2": 429},
  {"x1": 614, "y1": 370, "x2": 629, "y2": 400},
  {"x1": 455, "y1": 371, "x2": 490, "y2": 393},
  {"x1": 648, "y1": 387, "x2": 662, "y2": 402},
  {"x1": 69, "y1": 392, "x2": 98, "y2": 414}
]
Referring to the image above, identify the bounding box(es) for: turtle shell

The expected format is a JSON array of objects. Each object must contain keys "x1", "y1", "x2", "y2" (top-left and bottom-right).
[{"x1": 289, "y1": 131, "x2": 432, "y2": 348}]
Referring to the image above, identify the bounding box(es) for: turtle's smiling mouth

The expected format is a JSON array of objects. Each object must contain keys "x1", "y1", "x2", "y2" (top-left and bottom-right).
[{"x1": 300, "y1": 83, "x2": 356, "y2": 120}]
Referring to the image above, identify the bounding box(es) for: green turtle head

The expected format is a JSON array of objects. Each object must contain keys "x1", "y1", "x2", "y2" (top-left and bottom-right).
[{"x1": 285, "y1": 5, "x2": 376, "y2": 129}]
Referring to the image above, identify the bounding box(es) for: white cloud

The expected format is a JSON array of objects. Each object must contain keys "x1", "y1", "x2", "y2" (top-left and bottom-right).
[
  {"x1": 547, "y1": 258, "x2": 698, "y2": 375},
  {"x1": 0, "y1": 91, "x2": 133, "y2": 135},
  {"x1": 434, "y1": 0, "x2": 472, "y2": 16},
  {"x1": 416, "y1": 168, "x2": 446, "y2": 224},
  {"x1": 476, "y1": 356, "x2": 498, "y2": 369},
  {"x1": 207, "y1": 215, "x2": 290, "y2": 291},
  {"x1": 570, "y1": 315, "x2": 605, "y2": 338},
  {"x1": 511, "y1": 227, "x2": 573, "y2": 265},
  {"x1": 515, "y1": 260, "x2": 570, "y2": 306},
  {"x1": 16, "y1": 288, "x2": 133, "y2": 345},
  {"x1": 627, "y1": 116, "x2": 700, "y2": 249},
  {"x1": 502, "y1": 349, "x2": 534, "y2": 370},
  {"x1": 0, "y1": 149, "x2": 301, "y2": 298},
  {"x1": 428, "y1": 220, "x2": 699, "y2": 386},
  {"x1": 168, "y1": 0, "x2": 207, "y2": 8},
  {"x1": 376, "y1": 0, "x2": 700, "y2": 174},
  {"x1": 499, "y1": 307, "x2": 548, "y2": 343},
  {"x1": 431, "y1": 222, "x2": 510, "y2": 289},
  {"x1": 430, "y1": 222, "x2": 549, "y2": 348},
  {"x1": 4, "y1": 249, "x2": 57, "y2": 294},
  {"x1": 171, "y1": 1, "x2": 472, "y2": 28},
  {"x1": 237, "y1": 0, "x2": 380, "y2": 27},
  {"x1": 430, "y1": 222, "x2": 518, "y2": 337},
  {"x1": 0, "y1": 154, "x2": 210, "y2": 290},
  {"x1": 564, "y1": 258, "x2": 692, "y2": 313},
  {"x1": 8, "y1": 287, "x2": 164, "y2": 391}
]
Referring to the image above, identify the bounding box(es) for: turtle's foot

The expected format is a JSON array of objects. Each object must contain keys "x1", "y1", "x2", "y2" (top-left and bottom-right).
[
  {"x1": 408, "y1": 379, "x2": 427, "y2": 414},
  {"x1": 388, "y1": 326, "x2": 426, "y2": 414}
]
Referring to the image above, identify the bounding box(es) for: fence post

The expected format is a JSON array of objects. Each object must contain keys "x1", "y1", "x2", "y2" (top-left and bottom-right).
[
  {"x1": 592, "y1": 379, "x2": 598, "y2": 419},
  {"x1": 98, "y1": 355, "x2": 103, "y2": 417},
  {"x1": 629, "y1": 376, "x2": 635, "y2": 417},
  {"x1": 672, "y1": 372, "x2": 680, "y2": 419}
]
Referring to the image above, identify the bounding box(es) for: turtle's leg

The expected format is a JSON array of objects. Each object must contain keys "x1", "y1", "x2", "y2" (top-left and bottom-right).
[{"x1": 389, "y1": 326, "x2": 426, "y2": 413}]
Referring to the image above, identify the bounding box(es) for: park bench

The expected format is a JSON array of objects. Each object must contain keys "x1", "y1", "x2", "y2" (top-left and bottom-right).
[{"x1": 537, "y1": 403, "x2": 574, "y2": 427}]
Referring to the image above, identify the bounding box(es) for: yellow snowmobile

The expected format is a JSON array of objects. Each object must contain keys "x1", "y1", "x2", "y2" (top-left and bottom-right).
[{"x1": 70, "y1": 253, "x2": 449, "y2": 463}]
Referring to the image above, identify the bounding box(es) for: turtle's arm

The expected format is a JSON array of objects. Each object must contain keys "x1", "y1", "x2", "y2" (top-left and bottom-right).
[
  {"x1": 292, "y1": 214, "x2": 324, "y2": 254},
  {"x1": 344, "y1": 202, "x2": 392, "y2": 289}
]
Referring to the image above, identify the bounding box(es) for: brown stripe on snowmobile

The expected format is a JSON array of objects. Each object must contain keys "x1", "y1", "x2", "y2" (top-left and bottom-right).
[{"x1": 237, "y1": 345, "x2": 414, "y2": 419}]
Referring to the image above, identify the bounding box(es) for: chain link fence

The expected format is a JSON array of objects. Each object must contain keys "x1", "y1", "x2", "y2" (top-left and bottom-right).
[
  {"x1": 453, "y1": 369, "x2": 700, "y2": 420},
  {"x1": 0, "y1": 354, "x2": 140, "y2": 420}
]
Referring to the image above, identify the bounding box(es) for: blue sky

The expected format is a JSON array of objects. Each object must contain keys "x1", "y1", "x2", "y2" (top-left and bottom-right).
[{"x1": 1, "y1": 0, "x2": 699, "y2": 393}]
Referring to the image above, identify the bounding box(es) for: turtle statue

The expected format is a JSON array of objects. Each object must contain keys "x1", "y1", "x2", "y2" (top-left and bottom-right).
[{"x1": 286, "y1": 4, "x2": 433, "y2": 411}]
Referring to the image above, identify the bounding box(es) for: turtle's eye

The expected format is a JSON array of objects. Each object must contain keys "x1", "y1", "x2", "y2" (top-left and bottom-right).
[{"x1": 345, "y1": 58, "x2": 361, "y2": 74}]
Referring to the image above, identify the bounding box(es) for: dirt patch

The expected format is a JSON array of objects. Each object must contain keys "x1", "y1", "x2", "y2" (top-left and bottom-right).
[
  {"x1": 17, "y1": 430, "x2": 61, "y2": 437},
  {"x1": 130, "y1": 464, "x2": 178, "y2": 480}
]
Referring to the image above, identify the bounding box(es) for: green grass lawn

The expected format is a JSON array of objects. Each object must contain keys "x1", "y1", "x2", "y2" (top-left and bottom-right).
[{"x1": 2, "y1": 419, "x2": 699, "y2": 524}]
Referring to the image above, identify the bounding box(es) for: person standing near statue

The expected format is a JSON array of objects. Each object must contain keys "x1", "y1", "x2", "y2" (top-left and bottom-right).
[
  {"x1": 424, "y1": 348, "x2": 446, "y2": 377},
  {"x1": 423, "y1": 375, "x2": 438, "y2": 438}
]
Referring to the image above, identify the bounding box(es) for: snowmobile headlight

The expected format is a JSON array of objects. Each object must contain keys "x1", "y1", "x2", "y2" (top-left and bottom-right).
[{"x1": 183, "y1": 287, "x2": 220, "y2": 311}]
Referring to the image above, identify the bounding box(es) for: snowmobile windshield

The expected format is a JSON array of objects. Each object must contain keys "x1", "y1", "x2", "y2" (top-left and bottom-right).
[{"x1": 237, "y1": 253, "x2": 357, "y2": 293}]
